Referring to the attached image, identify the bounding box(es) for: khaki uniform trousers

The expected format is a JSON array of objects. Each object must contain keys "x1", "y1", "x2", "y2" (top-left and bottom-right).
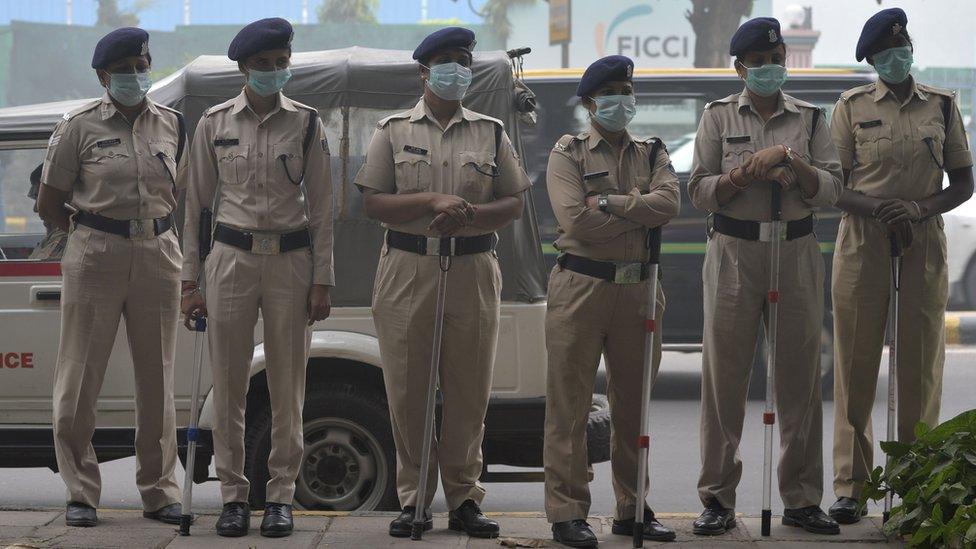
[
  {"x1": 372, "y1": 247, "x2": 502, "y2": 510},
  {"x1": 697, "y1": 232, "x2": 825, "y2": 510},
  {"x1": 53, "y1": 224, "x2": 182, "y2": 510},
  {"x1": 831, "y1": 215, "x2": 946, "y2": 499},
  {"x1": 205, "y1": 241, "x2": 312, "y2": 505},
  {"x1": 543, "y1": 265, "x2": 665, "y2": 523}
]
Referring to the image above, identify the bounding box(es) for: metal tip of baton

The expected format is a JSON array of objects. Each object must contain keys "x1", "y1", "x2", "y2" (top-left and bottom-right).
[
  {"x1": 178, "y1": 514, "x2": 192, "y2": 536},
  {"x1": 883, "y1": 511, "x2": 890, "y2": 524},
  {"x1": 761, "y1": 510, "x2": 771, "y2": 536},
  {"x1": 410, "y1": 522, "x2": 424, "y2": 541},
  {"x1": 633, "y1": 525, "x2": 644, "y2": 547}
]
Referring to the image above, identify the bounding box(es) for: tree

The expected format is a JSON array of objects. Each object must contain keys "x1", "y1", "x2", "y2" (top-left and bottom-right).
[
  {"x1": 478, "y1": 0, "x2": 537, "y2": 41},
  {"x1": 96, "y1": 0, "x2": 153, "y2": 28},
  {"x1": 318, "y1": 0, "x2": 379, "y2": 24},
  {"x1": 686, "y1": 0, "x2": 754, "y2": 68}
]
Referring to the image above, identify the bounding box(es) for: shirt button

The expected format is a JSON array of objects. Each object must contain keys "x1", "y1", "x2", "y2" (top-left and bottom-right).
[
  {"x1": 257, "y1": 152, "x2": 263, "y2": 158},
  {"x1": 442, "y1": 161, "x2": 449, "y2": 167},
  {"x1": 258, "y1": 183, "x2": 264, "y2": 188}
]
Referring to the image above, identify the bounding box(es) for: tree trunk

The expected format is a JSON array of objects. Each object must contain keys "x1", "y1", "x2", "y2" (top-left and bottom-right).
[{"x1": 686, "y1": 0, "x2": 755, "y2": 68}]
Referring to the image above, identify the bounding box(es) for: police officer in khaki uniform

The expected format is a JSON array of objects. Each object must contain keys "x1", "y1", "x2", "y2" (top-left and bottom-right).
[
  {"x1": 179, "y1": 18, "x2": 334, "y2": 538},
  {"x1": 37, "y1": 27, "x2": 186, "y2": 528},
  {"x1": 542, "y1": 55, "x2": 678, "y2": 548},
  {"x1": 688, "y1": 18, "x2": 843, "y2": 536},
  {"x1": 828, "y1": 8, "x2": 974, "y2": 524},
  {"x1": 355, "y1": 27, "x2": 530, "y2": 539}
]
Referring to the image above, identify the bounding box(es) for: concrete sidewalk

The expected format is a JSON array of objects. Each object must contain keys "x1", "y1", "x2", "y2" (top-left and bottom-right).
[{"x1": 0, "y1": 509, "x2": 905, "y2": 548}]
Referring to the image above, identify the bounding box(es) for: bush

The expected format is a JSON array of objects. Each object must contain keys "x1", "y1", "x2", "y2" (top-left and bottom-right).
[{"x1": 862, "y1": 409, "x2": 976, "y2": 548}]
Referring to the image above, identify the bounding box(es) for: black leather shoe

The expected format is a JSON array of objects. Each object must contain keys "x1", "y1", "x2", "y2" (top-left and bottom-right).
[
  {"x1": 829, "y1": 497, "x2": 867, "y2": 524},
  {"x1": 143, "y1": 503, "x2": 184, "y2": 525},
  {"x1": 612, "y1": 508, "x2": 676, "y2": 542},
  {"x1": 692, "y1": 503, "x2": 735, "y2": 536},
  {"x1": 448, "y1": 499, "x2": 499, "y2": 538},
  {"x1": 552, "y1": 519, "x2": 598, "y2": 548},
  {"x1": 215, "y1": 502, "x2": 250, "y2": 537},
  {"x1": 260, "y1": 503, "x2": 293, "y2": 537},
  {"x1": 389, "y1": 506, "x2": 432, "y2": 538},
  {"x1": 65, "y1": 502, "x2": 97, "y2": 527},
  {"x1": 783, "y1": 506, "x2": 840, "y2": 535}
]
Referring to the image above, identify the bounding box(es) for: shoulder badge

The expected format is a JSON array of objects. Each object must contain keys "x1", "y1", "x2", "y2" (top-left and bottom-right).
[
  {"x1": 376, "y1": 111, "x2": 411, "y2": 129},
  {"x1": 840, "y1": 83, "x2": 875, "y2": 102},
  {"x1": 553, "y1": 134, "x2": 578, "y2": 152}
]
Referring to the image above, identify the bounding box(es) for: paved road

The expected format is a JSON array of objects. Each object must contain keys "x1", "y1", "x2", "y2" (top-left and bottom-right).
[{"x1": 1, "y1": 349, "x2": 973, "y2": 519}]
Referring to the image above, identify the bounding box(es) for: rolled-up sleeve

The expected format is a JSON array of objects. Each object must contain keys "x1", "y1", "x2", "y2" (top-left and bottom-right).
[
  {"x1": 180, "y1": 116, "x2": 218, "y2": 283},
  {"x1": 802, "y1": 108, "x2": 843, "y2": 208},
  {"x1": 829, "y1": 98, "x2": 855, "y2": 172},
  {"x1": 40, "y1": 119, "x2": 80, "y2": 192},
  {"x1": 606, "y1": 145, "x2": 680, "y2": 227},
  {"x1": 944, "y1": 95, "x2": 973, "y2": 171},
  {"x1": 304, "y1": 118, "x2": 335, "y2": 286},
  {"x1": 493, "y1": 127, "x2": 531, "y2": 198},
  {"x1": 547, "y1": 147, "x2": 640, "y2": 243},
  {"x1": 688, "y1": 108, "x2": 724, "y2": 212},
  {"x1": 354, "y1": 124, "x2": 395, "y2": 194}
]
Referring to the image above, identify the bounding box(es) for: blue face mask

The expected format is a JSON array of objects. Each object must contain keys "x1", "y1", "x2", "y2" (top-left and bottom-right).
[
  {"x1": 108, "y1": 71, "x2": 151, "y2": 107},
  {"x1": 425, "y1": 62, "x2": 472, "y2": 101},
  {"x1": 872, "y1": 46, "x2": 913, "y2": 84},
  {"x1": 247, "y1": 67, "x2": 291, "y2": 97},
  {"x1": 589, "y1": 94, "x2": 637, "y2": 133},
  {"x1": 743, "y1": 63, "x2": 788, "y2": 97}
]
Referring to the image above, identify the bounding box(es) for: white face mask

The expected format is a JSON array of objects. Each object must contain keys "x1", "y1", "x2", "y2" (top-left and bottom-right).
[
  {"x1": 107, "y1": 71, "x2": 152, "y2": 106},
  {"x1": 423, "y1": 62, "x2": 473, "y2": 101},
  {"x1": 588, "y1": 94, "x2": 637, "y2": 132}
]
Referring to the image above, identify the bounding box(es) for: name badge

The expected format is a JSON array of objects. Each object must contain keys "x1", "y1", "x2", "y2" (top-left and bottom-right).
[
  {"x1": 214, "y1": 138, "x2": 239, "y2": 147},
  {"x1": 403, "y1": 145, "x2": 429, "y2": 156},
  {"x1": 583, "y1": 170, "x2": 610, "y2": 180},
  {"x1": 725, "y1": 135, "x2": 751, "y2": 144},
  {"x1": 858, "y1": 120, "x2": 883, "y2": 129},
  {"x1": 95, "y1": 138, "x2": 122, "y2": 148}
]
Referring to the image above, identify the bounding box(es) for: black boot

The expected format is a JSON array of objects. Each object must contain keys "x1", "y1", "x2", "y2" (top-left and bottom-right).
[
  {"x1": 389, "y1": 506, "x2": 432, "y2": 538},
  {"x1": 448, "y1": 499, "x2": 499, "y2": 538},
  {"x1": 143, "y1": 503, "x2": 183, "y2": 525},
  {"x1": 260, "y1": 502, "x2": 293, "y2": 537},
  {"x1": 692, "y1": 502, "x2": 735, "y2": 536},
  {"x1": 829, "y1": 497, "x2": 867, "y2": 524},
  {"x1": 612, "y1": 508, "x2": 676, "y2": 542},
  {"x1": 783, "y1": 506, "x2": 840, "y2": 535},
  {"x1": 65, "y1": 502, "x2": 97, "y2": 527},
  {"x1": 215, "y1": 502, "x2": 250, "y2": 537},
  {"x1": 552, "y1": 519, "x2": 598, "y2": 548}
]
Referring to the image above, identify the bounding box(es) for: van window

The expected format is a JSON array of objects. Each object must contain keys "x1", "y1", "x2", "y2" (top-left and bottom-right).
[{"x1": 0, "y1": 147, "x2": 49, "y2": 261}]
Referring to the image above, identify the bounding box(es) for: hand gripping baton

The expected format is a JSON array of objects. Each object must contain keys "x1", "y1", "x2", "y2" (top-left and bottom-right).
[
  {"x1": 179, "y1": 316, "x2": 206, "y2": 535},
  {"x1": 633, "y1": 226, "x2": 663, "y2": 548},
  {"x1": 761, "y1": 183, "x2": 783, "y2": 537},
  {"x1": 412, "y1": 251, "x2": 452, "y2": 541},
  {"x1": 883, "y1": 232, "x2": 903, "y2": 524}
]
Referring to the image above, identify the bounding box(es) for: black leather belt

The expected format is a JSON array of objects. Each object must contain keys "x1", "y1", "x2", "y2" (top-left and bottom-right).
[
  {"x1": 74, "y1": 210, "x2": 172, "y2": 239},
  {"x1": 712, "y1": 213, "x2": 814, "y2": 241},
  {"x1": 213, "y1": 224, "x2": 310, "y2": 254},
  {"x1": 386, "y1": 230, "x2": 496, "y2": 256},
  {"x1": 557, "y1": 253, "x2": 650, "y2": 284}
]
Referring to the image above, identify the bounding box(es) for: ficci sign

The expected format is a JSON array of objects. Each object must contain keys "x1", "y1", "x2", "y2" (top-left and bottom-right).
[{"x1": 593, "y1": 3, "x2": 691, "y2": 61}]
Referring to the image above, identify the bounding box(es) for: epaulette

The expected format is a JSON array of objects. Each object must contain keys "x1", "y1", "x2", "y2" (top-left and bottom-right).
[
  {"x1": 553, "y1": 132, "x2": 583, "y2": 152},
  {"x1": 705, "y1": 94, "x2": 737, "y2": 110},
  {"x1": 787, "y1": 95, "x2": 818, "y2": 110},
  {"x1": 204, "y1": 98, "x2": 236, "y2": 117},
  {"x1": 917, "y1": 83, "x2": 957, "y2": 99},
  {"x1": 61, "y1": 99, "x2": 100, "y2": 121},
  {"x1": 288, "y1": 98, "x2": 319, "y2": 114},
  {"x1": 840, "y1": 83, "x2": 876, "y2": 102},
  {"x1": 463, "y1": 108, "x2": 504, "y2": 128},
  {"x1": 376, "y1": 110, "x2": 412, "y2": 129}
]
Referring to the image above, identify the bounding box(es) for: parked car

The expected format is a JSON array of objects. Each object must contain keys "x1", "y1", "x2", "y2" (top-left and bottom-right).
[
  {"x1": 0, "y1": 48, "x2": 613, "y2": 512},
  {"x1": 942, "y1": 172, "x2": 976, "y2": 310}
]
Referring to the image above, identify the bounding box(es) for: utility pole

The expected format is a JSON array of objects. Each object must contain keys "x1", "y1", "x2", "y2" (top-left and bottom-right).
[
  {"x1": 66, "y1": 0, "x2": 73, "y2": 25},
  {"x1": 183, "y1": 0, "x2": 191, "y2": 26},
  {"x1": 302, "y1": 0, "x2": 309, "y2": 24}
]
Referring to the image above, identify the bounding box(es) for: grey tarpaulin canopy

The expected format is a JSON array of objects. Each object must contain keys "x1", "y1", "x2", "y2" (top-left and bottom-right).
[{"x1": 0, "y1": 47, "x2": 548, "y2": 306}]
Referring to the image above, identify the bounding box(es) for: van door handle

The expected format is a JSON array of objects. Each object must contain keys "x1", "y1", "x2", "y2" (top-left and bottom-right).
[
  {"x1": 30, "y1": 285, "x2": 62, "y2": 305},
  {"x1": 36, "y1": 291, "x2": 61, "y2": 301}
]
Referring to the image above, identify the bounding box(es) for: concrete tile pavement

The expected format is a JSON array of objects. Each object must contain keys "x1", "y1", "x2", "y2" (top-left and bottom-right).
[{"x1": 0, "y1": 510, "x2": 905, "y2": 548}]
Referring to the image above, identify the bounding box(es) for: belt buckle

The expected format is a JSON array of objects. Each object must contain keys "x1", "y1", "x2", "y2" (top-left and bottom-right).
[
  {"x1": 128, "y1": 219, "x2": 153, "y2": 240},
  {"x1": 759, "y1": 222, "x2": 787, "y2": 242},
  {"x1": 251, "y1": 232, "x2": 280, "y2": 255},
  {"x1": 425, "y1": 236, "x2": 455, "y2": 256},
  {"x1": 613, "y1": 262, "x2": 644, "y2": 284}
]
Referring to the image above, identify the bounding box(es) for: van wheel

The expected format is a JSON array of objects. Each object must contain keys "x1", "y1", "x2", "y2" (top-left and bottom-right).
[{"x1": 244, "y1": 383, "x2": 399, "y2": 511}]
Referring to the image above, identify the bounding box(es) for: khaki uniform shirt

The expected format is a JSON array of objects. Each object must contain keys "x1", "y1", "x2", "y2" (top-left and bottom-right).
[
  {"x1": 689, "y1": 89, "x2": 843, "y2": 221},
  {"x1": 547, "y1": 129, "x2": 680, "y2": 263},
  {"x1": 354, "y1": 99, "x2": 531, "y2": 237},
  {"x1": 830, "y1": 78, "x2": 973, "y2": 200},
  {"x1": 42, "y1": 93, "x2": 187, "y2": 220},
  {"x1": 180, "y1": 90, "x2": 334, "y2": 286}
]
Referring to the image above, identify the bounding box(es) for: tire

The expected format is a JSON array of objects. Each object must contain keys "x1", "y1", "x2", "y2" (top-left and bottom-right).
[
  {"x1": 964, "y1": 256, "x2": 976, "y2": 310},
  {"x1": 749, "y1": 319, "x2": 834, "y2": 400},
  {"x1": 244, "y1": 382, "x2": 398, "y2": 511},
  {"x1": 586, "y1": 394, "x2": 612, "y2": 464}
]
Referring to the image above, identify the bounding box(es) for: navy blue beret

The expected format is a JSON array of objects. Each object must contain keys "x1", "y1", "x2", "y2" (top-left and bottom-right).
[
  {"x1": 91, "y1": 27, "x2": 150, "y2": 69},
  {"x1": 228, "y1": 18, "x2": 294, "y2": 62},
  {"x1": 576, "y1": 55, "x2": 634, "y2": 97},
  {"x1": 413, "y1": 27, "x2": 476, "y2": 64},
  {"x1": 729, "y1": 17, "x2": 783, "y2": 56},
  {"x1": 856, "y1": 8, "x2": 908, "y2": 62}
]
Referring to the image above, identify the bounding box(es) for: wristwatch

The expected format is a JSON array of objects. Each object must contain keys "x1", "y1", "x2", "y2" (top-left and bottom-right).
[
  {"x1": 598, "y1": 193, "x2": 610, "y2": 212},
  {"x1": 782, "y1": 144, "x2": 795, "y2": 164}
]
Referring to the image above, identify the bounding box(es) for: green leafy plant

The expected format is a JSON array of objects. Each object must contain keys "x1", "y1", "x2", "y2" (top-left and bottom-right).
[{"x1": 862, "y1": 409, "x2": 976, "y2": 548}]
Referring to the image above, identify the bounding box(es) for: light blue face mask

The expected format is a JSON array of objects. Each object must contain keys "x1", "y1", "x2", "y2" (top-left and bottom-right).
[
  {"x1": 108, "y1": 71, "x2": 152, "y2": 107},
  {"x1": 872, "y1": 46, "x2": 913, "y2": 84},
  {"x1": 247, "y1": 67, "x2": 292, "y2": 97},
  {"x1": 589, "y1": 94, "x2": 637, "y2": 132},
  {"x1": 743, "y1": 63, "x2": 788, "y2": 97},
  {"x1": 425, "y1": 62, "x2": 473, "y2": 101}
]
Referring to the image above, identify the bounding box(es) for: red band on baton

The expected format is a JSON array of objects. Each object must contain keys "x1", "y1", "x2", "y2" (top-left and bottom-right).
[
  {"x1": 644, "y1": 319, "x2": 656, "y2": 333},
  {"x1": 638, "y1": 435, "x2": 650, "y2": 448},
  {"x1": 763, "y1": 412, "x2": 775, "y2": 425},
  {"x1": 768, "y1": 291, "x2": 779, "y2": 303}
]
